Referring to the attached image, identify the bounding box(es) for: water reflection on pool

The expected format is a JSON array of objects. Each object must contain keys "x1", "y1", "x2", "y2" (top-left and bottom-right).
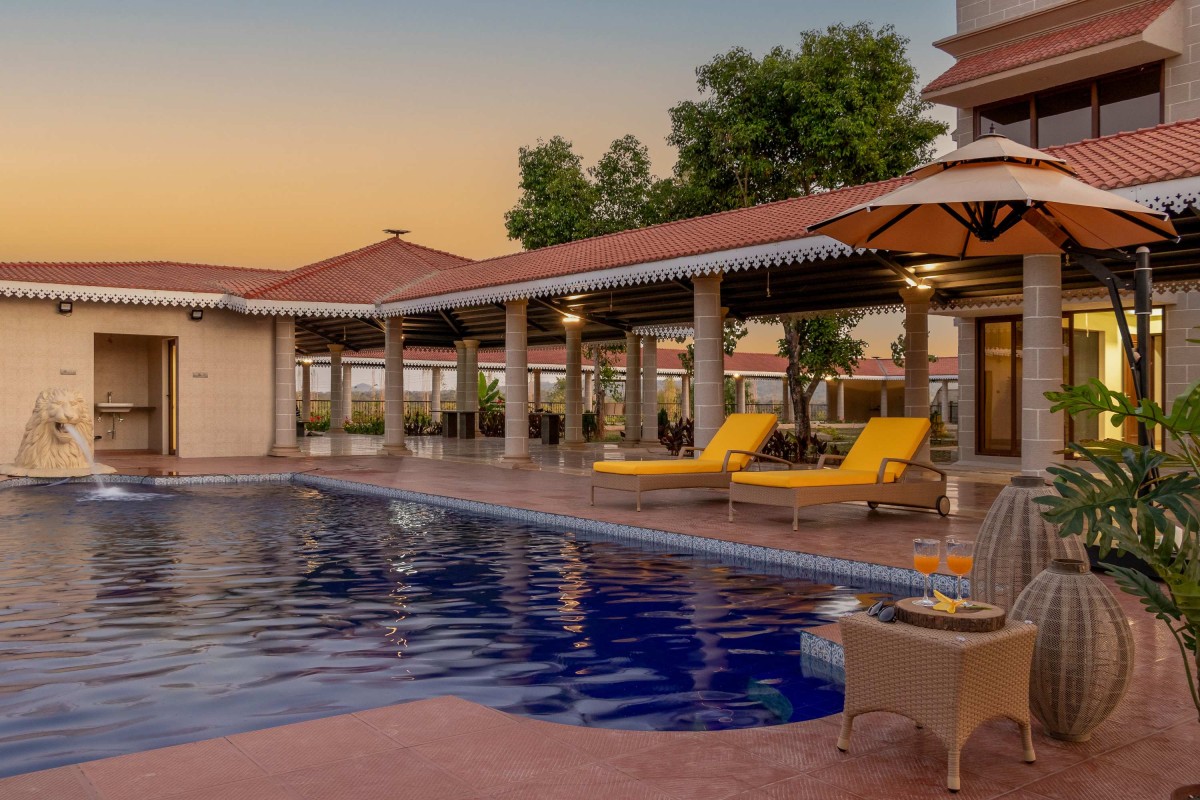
[{"x1": 0, "y1": 483, "x2": 860, "y2": 776}]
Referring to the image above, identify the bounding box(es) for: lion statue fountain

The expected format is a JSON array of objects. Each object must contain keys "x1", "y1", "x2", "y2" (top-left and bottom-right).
[{"x1": 0, "y1": 388, "x2": 116, "y2": 477}]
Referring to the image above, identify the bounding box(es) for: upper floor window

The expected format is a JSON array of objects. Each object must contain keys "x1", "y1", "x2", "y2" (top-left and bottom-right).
[{"x1": 975, "y1": 63, "x2": 1161, "y2": 147}]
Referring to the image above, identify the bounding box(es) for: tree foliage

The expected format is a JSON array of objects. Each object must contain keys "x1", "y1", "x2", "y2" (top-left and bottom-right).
[
  {"x1": 777, "y1": 312, "x2": 867, "y2": 437},
  {"x1": 505, "y1": 135, "x2": 671, "y2": 250},
  {"x1": 667, "y1": 23, "x2": 945, "y2": 211}
]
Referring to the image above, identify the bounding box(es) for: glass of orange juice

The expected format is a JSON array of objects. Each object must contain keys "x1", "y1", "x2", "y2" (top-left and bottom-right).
[
  {"x1": 946, "y1": 538, "x2": 975, "y2": 605},
  {"x1": 913, "y1": 538, "x2": 940, "y2": 607}
]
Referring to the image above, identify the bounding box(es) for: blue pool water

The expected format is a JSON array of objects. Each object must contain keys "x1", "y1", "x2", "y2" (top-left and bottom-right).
[{"x1": 0, "y1": 483, "x2": 868, "y2": 776}]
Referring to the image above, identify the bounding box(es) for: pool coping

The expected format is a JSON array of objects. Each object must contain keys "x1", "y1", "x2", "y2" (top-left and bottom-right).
[{"x1": 1, "y1": 471, "x2": 969, "y2": 683}]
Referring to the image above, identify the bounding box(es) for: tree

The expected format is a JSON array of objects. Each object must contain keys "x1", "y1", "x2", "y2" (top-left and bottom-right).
[
  {"x1": 668, "y1": 24, "x2": 946, "y2": 207},
  {"x1": 669, "y1": 24, "x2": 946, "y2": 428},
  {"x1": 505, "y1": 134, "x2": 671, "y2": 250},
  {"x1": 504, "y1": 136, "x2": 595, "y2": 250},
  {"x1": 778, "y1": 312, "x2": 867, "y2": 438}
]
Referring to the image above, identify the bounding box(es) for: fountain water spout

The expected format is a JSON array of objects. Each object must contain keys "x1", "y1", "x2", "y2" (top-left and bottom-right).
[{"x1": 0, "y1": 388, "x2": 117, "y2": 478}]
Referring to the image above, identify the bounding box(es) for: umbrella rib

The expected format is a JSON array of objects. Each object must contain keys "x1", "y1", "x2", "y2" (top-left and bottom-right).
[
  {"x1": 863, "y1": 204, "x2": 922, "y2": 245},
  {"x1": 1108, "y1": 208, "x2": 1180, "y2": 240},
  {"x1": 938, "y1": 203, "x2": 975, "y2": 233}
]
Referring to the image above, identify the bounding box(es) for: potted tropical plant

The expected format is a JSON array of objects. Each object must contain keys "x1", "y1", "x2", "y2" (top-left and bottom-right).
[{"x1": 1037, "y1": 378, "x2": 1200, "y2": 738}]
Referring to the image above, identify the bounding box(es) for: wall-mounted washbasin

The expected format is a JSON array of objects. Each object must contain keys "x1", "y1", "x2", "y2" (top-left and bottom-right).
[{"x1": 96, "y1": 402, "x2": 134, "y2": 414}]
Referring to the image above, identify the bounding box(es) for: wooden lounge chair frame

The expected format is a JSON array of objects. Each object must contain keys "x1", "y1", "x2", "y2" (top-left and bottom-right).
[
  {"x1": 727, "y1": 441, "x2": 949, "y2": 531},
  {"x1": 591, "y1": 447, "x2": 748, "y2": 512},
  {"x1": 590, "y1": 414, "x2": 777, "y2": 511}
]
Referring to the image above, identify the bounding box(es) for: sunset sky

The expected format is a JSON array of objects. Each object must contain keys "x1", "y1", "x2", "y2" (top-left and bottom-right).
[{"x1": 3, "y1": 1, "x2": 959, "y2": 355}]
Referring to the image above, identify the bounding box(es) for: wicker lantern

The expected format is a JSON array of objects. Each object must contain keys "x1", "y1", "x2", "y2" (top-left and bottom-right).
[
  {"x1": 1010, "y1": 559, "x2": 1134, "y2": 741},
  {"x1": 971, "y1": 476, "x2": 1087, "y2": 610}
]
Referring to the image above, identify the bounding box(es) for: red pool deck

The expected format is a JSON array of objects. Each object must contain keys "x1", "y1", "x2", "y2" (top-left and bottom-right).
[{"x1": 3, "y1": 444, "x2": 1198, "y2": 798}]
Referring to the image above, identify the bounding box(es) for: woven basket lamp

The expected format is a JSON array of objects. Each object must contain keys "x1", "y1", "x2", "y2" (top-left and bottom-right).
[
  {"x1": 1010, "y1": 559, "x2": 1134, "y2": 741},
  {"x1": 971, "y1": 476, "x2": 1087, "y2": 611}
]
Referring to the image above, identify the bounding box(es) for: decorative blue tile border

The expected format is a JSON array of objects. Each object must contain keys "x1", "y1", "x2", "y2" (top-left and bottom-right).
[{"x1": 2, "y1": 469, "x2": 972, "y2": 683}]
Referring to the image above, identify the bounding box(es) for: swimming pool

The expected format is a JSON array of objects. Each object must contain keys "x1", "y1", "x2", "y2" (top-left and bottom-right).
[{"x1": 0, "y1": 482, "x2": 868, "y2": 776}]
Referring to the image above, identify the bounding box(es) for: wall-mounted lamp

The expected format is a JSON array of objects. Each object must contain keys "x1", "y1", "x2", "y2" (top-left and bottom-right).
[
  {"x1": 57, "y1": 300, "x2": 73, "y2": 315},
  {"x1": 189, "y1": 308, "x2": 204, "y2": 321}
]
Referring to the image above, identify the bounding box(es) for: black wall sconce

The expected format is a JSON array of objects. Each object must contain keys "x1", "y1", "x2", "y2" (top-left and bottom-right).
[
  {"x1": 57, "y1": 300, "x2": 73, "y2": 315},
  {"x1": 189, "y1": 308, "x2": 204, "y2": 321}
]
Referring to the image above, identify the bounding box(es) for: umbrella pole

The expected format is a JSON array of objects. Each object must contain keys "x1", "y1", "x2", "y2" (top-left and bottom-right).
[{"x1": 1134, "y1": 247, "x2": 1153, "y2": 449}]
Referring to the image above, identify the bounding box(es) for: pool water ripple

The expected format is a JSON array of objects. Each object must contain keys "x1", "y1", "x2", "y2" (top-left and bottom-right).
[{"x1": 0, "y1": 484, "x2": 857, "y2": 776}]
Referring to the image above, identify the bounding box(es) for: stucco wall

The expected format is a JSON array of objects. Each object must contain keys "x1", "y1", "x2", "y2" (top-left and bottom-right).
[{"x1": 0, "y1": 298, "x2": 274, "y2": 460}]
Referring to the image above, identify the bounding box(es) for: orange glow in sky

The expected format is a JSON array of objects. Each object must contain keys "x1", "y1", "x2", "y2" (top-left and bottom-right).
[{"x1": 2, "y1": 1, "x2": 959, "y2": 355}]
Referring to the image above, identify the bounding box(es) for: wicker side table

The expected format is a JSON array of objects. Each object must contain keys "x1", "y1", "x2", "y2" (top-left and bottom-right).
[{"x1": 837, "y1": 612, "x2": 1037, "y2": 792}]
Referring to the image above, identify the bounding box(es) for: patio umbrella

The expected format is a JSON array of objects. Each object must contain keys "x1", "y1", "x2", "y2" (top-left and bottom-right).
[
  {"x1": 808, "y1": 134, "x2": 1176, "y2": 258},
  {"x1": 809, "y1": 133, "x2": 1179, "y2": 446}
]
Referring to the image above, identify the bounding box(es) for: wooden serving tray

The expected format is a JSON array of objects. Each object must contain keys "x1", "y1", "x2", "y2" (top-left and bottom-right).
[{"x1": 894, "y1": 597, "x2": 1006, "y2": 632}]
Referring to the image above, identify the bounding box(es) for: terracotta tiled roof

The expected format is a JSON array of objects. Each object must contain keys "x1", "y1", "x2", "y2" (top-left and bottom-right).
[
  {"x1": 0, "y1": 261, "x2": 280, "y2": 294},
  {"x1": 923, "y1": 0, "x2": 1174, "y2": 93},
  {"x1": 384, "y1": 119, "x2": 1200, "y2": 306},
  {"x1": 382, "y1": 178, "x2": 908, "y2": 304},
  {"x1": 1042, "y1": 118, "x2": 1200, "y2": 189},
  {"x1": 243, "y1": 237, "x2": 472, "y2": 304}
]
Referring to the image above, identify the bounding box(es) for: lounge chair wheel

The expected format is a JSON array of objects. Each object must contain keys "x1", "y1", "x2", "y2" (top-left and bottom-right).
[
  {"x1": 936, "y1": 495, "x2": 950, "y2": 516},
  {"x1": 867, "y1": 501, "x2": 879, "y2": 510}
]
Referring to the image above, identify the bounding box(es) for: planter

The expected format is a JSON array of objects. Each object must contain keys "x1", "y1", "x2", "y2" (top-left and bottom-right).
[
  {"x1": 971, "y1": 476, "x2": 1087, "y2": 611},
  {"x1": 1010, "y1": 559, "x2": 1134, "y2": 742}
]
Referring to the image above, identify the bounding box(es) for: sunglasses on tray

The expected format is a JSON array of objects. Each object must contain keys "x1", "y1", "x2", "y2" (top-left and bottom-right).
[{"x1": 867, "y1": 599, "x2": 896, "y2": 623}]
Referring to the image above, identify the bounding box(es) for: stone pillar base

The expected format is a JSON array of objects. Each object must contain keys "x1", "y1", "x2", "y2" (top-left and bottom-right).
[
  {"x1": 381, "y1": 445, "x2": 412, "y2": 456},
  {"x1": 268, "y1": 446, "x2": 303, "y2": 457},
  {"x1": 498, "y1": 455, "x2": 538, "y2": 470}
]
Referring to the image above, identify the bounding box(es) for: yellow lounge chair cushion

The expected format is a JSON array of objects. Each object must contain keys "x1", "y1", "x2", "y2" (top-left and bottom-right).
[
  {"x1": 731, "y1": 468, "x2": 886, "y2": 488},
  {"x1": 593, "y1": 459, "x2": 726, "y2": 476},
  {"x1": 698, "y1": 413, "x2": 778, "y2": 470},
  {"x1": 839, "y1": 417, "x2": 931, "y2": 480}
]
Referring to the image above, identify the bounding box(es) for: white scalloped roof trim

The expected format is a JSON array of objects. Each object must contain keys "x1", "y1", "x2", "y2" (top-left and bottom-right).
[
  {"x1": 380, "y1": 236, "x2": 853, "y2": 316},
  {"x1": 939, "y1": 280, "x2": 1199, "y2": 310},
  {"x1": 633, "y1": 325, "x2": 693, "y2": 339},
  {"x1": 1113, "y1": 175, "x2": 1200, "y2": 214},
  {"x1": 0, "y1": 281, "x2": 234, "y2": 308}
]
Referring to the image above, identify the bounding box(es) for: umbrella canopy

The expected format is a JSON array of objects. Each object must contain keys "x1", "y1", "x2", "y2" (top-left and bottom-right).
[{"x1": 809, "y1": 134, "x2": 1176, "y2": 258}]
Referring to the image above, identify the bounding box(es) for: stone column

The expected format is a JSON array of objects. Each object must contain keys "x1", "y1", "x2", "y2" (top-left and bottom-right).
[
  {"x1": 382, "y1": 316, "x2": 410, "y2": 455},
  {"x1": 1022, "y1": 254, "x2": 1064, "y2": 476},
  {"x1": 641, "y1": 335, "x2": 658, "y2": 443},
  {"x1": 531, "y1": 368, "x2": 542, "y2": 409},
  {"x1": 681, "y1": 373, "x2": 691, "y2": 421},
  {"x1": 328, "y1": 344, "x2": 345, "y2": 434},
  {"x1": 565, "y1": 320, "x2": 583, "y2": 445},
  {"x1": 583, "y1": 370, "x2": 593, "y2": 413},
  {"x1": 623, "y1": 332, "x2": 641, "y2": 444},
  {"x1": 900, "y1": 285, "x2": 934, "y2": 461},
  {"x1": 940, "y1": 380, "x2": 951, "y2": 425},
  {"x1": 430, "y1": 366, "x2": 442, "y2": 420},
  {"x1": 781, "y1": 377, "x2": 794, "y2": 423},
  {"x1": 269, "y1": 316, "x2": 301, "y2": 456},
  {"x1": 502, "y1": 301, "x2": 532, "y2": 463},
  {"x1": 462, "y1": 338, "x2": 481, "y2": 438},
  {"x1": 956, "y1": 319, "x2": 977, "y2": 462},
  {"x1": 341, "y1": 363, "x2": 354, "y2": 427},
  {"x1": 692, "y1": 274, "x2": 723, "y2": 448},
  {"x1": 454, "y1": 341, "x2": 467, "y2": 413},
  {"x1": 734, "y1": 374, "x2": 746, "y2": 414},
  {"x1": 837, "y1": 379, "x2": 846, "y2": 422},
  {"x1": 879, "y1": 381, "x2": 889, "y2": 417},
  {"x1": 300, "y1": 360, "x2": 312, "y2": 424}
]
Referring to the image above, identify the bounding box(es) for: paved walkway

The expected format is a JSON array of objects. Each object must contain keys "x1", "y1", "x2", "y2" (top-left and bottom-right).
[{"x1": 4, "y1": 439, "x2": 1197, "y2": 798}]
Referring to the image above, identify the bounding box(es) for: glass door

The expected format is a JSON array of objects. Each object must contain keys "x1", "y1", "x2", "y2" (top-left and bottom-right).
[{"x1": 977, "y1": 317, "x2": 1022, "y2": 457}]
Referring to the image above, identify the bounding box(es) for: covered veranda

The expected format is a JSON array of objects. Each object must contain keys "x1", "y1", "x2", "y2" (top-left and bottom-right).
[{"x1": 269, "y1": 124, "x2": 1200, "y2": 476}]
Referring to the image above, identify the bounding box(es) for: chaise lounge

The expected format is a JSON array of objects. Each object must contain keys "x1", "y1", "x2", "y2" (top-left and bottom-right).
[
  {"x1": 591, "y1": 413, "x2": 777, "y2": 511},
  {"x1": 727, "y1": 416, "x2": 948, "y2": 530}
]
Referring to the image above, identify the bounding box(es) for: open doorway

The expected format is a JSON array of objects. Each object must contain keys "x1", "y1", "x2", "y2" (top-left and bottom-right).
[{"x1": 93, "y1": 334, "x2": 179, "y2": 455}]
